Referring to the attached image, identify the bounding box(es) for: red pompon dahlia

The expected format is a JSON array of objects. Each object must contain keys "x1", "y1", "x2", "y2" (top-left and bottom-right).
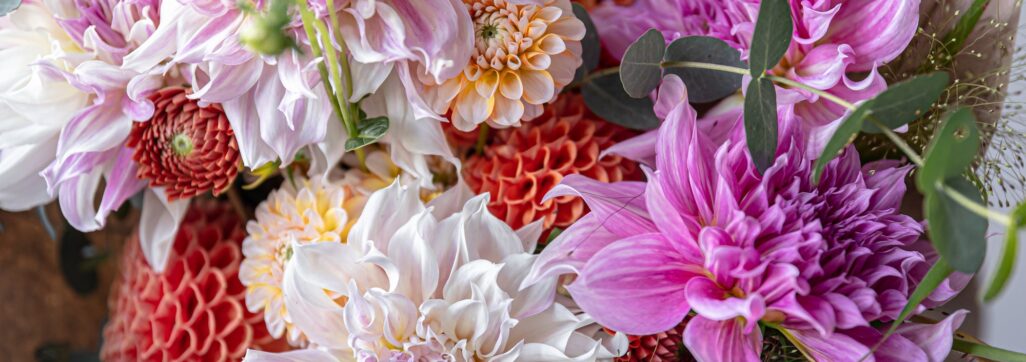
[
  {"x1": 452, "y1": 94, "x2": 641, "y2": 235},
  {"x1": 610, "y1": 319, "x2": 694, "y2": 362},
  {"x1": 128, "y1": 87, "x2": 241, "y2": 201},
  {"x1": 101, "y1": 201, "x2": 285, "y2": 361}
]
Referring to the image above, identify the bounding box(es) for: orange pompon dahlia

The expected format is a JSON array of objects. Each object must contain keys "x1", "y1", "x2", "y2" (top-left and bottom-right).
[
  {"x1": 427, "y1": 0, "x2": 586, "y2": 131},
  {"x1": 101, "y1": 201, "x2": 285, "y2": 362},
  {"x1": 455, "y1": 94, "x2": 640, "y2": 235},
  {"x1": 128, "y1": 87, "x2": 241, "y2": 201}
]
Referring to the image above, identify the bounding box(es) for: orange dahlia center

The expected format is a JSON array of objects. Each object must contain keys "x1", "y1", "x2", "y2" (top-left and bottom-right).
[{"x1": 128, "y1": 87, "x2": 241, "y2": 201}]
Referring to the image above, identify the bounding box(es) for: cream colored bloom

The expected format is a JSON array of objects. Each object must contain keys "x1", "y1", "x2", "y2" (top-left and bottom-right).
[
  {"x1": 0, "y1": 0, "x2": 90, "y2": 210},
  {"x1": 243, "y1": 181, "x2": 627, "y2": 362},
  {"x1": 426, "y1": 0, "x2": 586, "y2": 131},
  {"x1": 238, "y1": 177, "x2": 370, "y2": 347}
]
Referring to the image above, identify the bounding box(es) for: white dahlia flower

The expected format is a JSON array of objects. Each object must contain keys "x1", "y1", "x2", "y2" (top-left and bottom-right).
[
  {"x1": 244, "y1": 181, "x2": 626, "y2": 361},
  {"x1": 0, "y1": 0, "x2": 90, "y2": 210}
]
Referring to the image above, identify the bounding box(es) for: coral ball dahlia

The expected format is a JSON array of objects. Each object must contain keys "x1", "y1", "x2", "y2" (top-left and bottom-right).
[
  {"x1": 128, "y1": 87, "x2": 241, "y2": 201},
  {"x1": 457, "y1": 94, "x2": 640, "y2": 234},
  {"x1": 102, "y1": 201, "x2": 282, "y2": 361},
  {"x1": 429, "y1": 0, "x2": 586, "y2": 130}
]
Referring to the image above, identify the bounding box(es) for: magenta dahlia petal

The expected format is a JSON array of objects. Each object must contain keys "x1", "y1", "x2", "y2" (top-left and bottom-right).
[
  {"x1": 824, "y1": 0, "x2": 920, "y2": 71},
  {"x1": 792, "y1": 2, "x2": 841, "y2": 45},
  {"x1": 545, "y1": 175, "x2": 654, "y2": 238},
  {"x1": 569, "y1": 234, "x2": 697, "y2": 335},
  {"x1": 682, "y1": 316, "x2": 762, "y2": 362},
  {"x1": 790, "y1": 44, "x2": 855, "y2": 90},
  {"x1": 895, "y1": 310, "x2": 968, "y2": 362}
]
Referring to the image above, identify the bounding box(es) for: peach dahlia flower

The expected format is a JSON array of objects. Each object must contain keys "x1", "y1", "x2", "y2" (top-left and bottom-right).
[{"x1": 427, "y1": 0, "x2": 586, "y2": 131}]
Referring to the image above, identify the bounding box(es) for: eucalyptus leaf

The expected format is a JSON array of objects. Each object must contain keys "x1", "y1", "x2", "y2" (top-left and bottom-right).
[
  {"x1": 345, "y1": 116, "x2": 389, "y2": 152},
  {"x1": 744, "y1": 77, "x2": 778, "y2": 173},
  {"x1": 748, "y1": 0, "x2": 793, "y2": 77},
  {"x1": 620, "y1": 29, "x2": 665, "y2": 98},
  {"x1": 983, "y1": 202, "x2": 1026, "y2": 301},
  {"x1": 0, "y1": 0, "x2": 20, "y2": 16},
  {"x1": 571, "y1": 3, "x2": 600, "y2": 84},
  {"x1": 812, "y1": 105, "x2": 869, "y2": 183},
  {"x1": 915, "y1": 107, "x2": 980, "y2": 192},
  {"x1": 925, "y1": 177, "x2": 988, "y2": 273},
  {"x1": 862, "y1": 72, "x2": 949, "y2": 133},
  {"x1": 662, "y1": 36, "x2": 745, "y2": 103},
  {"x1": 582, "y1": 72, "x2": 660, "y2": 130}
]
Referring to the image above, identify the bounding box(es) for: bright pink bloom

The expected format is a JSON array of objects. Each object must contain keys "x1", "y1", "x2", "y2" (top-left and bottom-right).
[{"x1": 526, "y1": 76, "x2": 967, "y2": 361}]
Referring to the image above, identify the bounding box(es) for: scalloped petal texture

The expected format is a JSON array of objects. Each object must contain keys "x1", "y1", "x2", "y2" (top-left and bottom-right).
[{"x1": 101, "y1": 200, "x2": 286, "y2": 361}]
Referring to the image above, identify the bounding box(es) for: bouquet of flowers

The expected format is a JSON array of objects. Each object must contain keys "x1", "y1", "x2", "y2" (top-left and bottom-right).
[{"x1": 1, "y1": 0, "x2": 1024, "y2": 360}]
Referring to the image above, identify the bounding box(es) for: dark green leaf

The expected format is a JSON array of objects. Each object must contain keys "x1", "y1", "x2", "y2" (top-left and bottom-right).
[
  {"x1": 952, "y1": 339, "x2": 1026, "y2": 362},
  {"x1": 748, "y1": 0, "x2": 793, "y2": 77},
  {"x1": 874, "y1": 259, "x2": 954, "y2": 358},
  {"x1": 744, "y1": 77, "x2": 778, "y2": 173},
  {"x1": 571, "y1": 3, "x2": 600, "y2": 84},
  {"x1": 345, "y1": 116, "x2": 390, "y2": 152},
  {"x1": 983, "y1": 202, "x2": 1026, "y2": 300},
  {"x1": 582, "y1": 72, "x2": 660, "y2": 130},
  {"x1": 925, "y1": 177, "x2": 988, "y2": 273},
  {"x1": 620, "y1": 29, "x2": 665, "y2": 98},
  {"x1": 0, "y1": 0, "x2": 20, "y2": 16},
  {"x1": 862, "y1": 72, "x2": 949, "y2": 133},
  {"x1": 812, "y1": 105, "x2": 869, "y2": 183},
  {"x1": 916, "y1": 107, "x2": 980, "y2": 192},
  {"x1": 662, "y1": 36, "x2": 745, "y2": 103}
]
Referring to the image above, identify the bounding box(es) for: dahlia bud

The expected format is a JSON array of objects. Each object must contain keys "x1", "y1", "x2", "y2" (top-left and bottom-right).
[
  {"x1": 127, "y1": 87, "x2": 241, "y2": 201},
  {"x1": 238, "y1": 0, "x2": 293, "y2": 56}
]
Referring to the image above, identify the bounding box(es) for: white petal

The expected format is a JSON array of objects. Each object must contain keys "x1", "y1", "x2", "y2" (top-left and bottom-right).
[{"x1": 138, "y1": 188, "x2": 189, "y2": 272}]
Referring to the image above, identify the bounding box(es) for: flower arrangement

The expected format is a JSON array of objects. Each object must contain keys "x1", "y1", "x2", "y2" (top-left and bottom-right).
[{"x1": 1, "y1": 0, "x2": 1025, "y2": 361}]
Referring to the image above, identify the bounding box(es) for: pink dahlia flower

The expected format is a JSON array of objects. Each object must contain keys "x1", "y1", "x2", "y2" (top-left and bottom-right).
[
  {"x1": 589, "y1": 0, "x2": 919, "y2": 155},
  {"x1": 526, "y1": 76, "x2": 967, "y2": 361}
]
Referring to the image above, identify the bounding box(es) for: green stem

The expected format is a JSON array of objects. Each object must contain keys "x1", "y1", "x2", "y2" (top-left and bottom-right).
[
  {"x1": 295, "y1": 3, "x2": 344, "y2": 121},
  {"x1": 475, "y1": 124, "x2": 490, "y2": 155},
  {"x1": 297, "y1": 0, "x2": 366, "y2": 170},
  {"x1": 661, "y1": 61, "x2": 749, "y2": 76},
  {"x1": 952, "y1": 339, "x2": 1026, "y2": 361},
  {"x1": 869, "y1": 118, "x2": 925, "y2": 166}
]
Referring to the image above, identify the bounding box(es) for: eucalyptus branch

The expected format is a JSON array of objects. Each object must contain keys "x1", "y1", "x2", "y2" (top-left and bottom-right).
[{"x1": 657, "y1": 60, "x2": 1011, "y2": 227}]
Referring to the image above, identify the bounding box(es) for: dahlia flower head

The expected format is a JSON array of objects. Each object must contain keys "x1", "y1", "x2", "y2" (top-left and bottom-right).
[
  {"x1": 244, "y1": 180, "x2": 628, "y2": 361},
  {"x1": 456, "y1": 93, "x2": 641, "y2": 235},
  {"x1": 102, "y1": 200, "x2": 283, "y2": 361},
  {"x1": 526, "y1": 76, "x2": 967, "y2": 361},
  {"x1": 239, "y1": 170, "x2": 386, "y2": 348},
  {"x1": 589, "y1": 0, "x2": 919, "y2": 154}
]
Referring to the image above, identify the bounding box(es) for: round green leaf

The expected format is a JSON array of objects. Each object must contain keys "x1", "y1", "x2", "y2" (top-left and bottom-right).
[
  {"x1": 0, "y1": 0, "x2": 20, "y2": 16},
  {"x1": 748, "y1": 0, "x2": 793, "y2": 77},
  {"x1": 582, "y1": 72, "x2": 660, "y2": 130},
  {"x1": 620, "y1": 29, "x2": 665, "y2": 98},
  {"x1": 662, "y1": 36, "x2": 745, "y2": 103},
  {"x1": 744, "y1": 78, "x2": 778, "y2": 173},
  {"x1": 925, "y1": 177, "x2": 988, "y2": 273},
  {"x1": 862, "y1": 72, "x2": 949, "y2": 133},
  {"x1": 915, "y1": 107, "x2": 980, "y2": 192}
]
